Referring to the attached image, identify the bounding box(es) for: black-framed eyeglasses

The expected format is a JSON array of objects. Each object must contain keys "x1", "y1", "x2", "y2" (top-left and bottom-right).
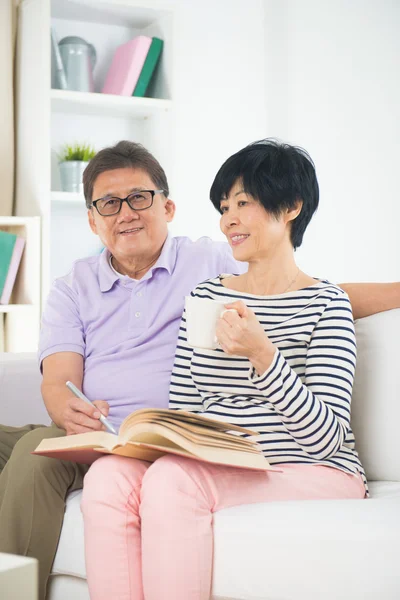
[{"x1": 90, "y1": 189, "x2": 164, "y2": 216}]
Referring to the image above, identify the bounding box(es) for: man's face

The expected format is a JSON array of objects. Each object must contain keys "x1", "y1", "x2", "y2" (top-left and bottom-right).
[{"x1": 88, "y1": 167, "x2": 175, "y2": 262}]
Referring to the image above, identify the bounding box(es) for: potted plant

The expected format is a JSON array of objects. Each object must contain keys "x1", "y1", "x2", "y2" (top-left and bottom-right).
[{"x1": 58, "y1": 143, "x2": 96, "y2": 193}]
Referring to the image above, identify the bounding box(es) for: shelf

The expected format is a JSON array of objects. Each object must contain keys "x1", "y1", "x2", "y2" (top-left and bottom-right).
[
  {"x1": 51, "y1": 0, "x2": 167, "y2": 28},
  {"x1": 51, "y1": 89, "x2": 172, "y2": 119},
  {"x1": 51, "y1": 191, "x2": 84, "y2": 204},
  {"x1": 0, "y1": 304, "x2": 35, "y2": 314},
  {"x1": 0, "y1": 216, "x2": 40, "y2": 227},
  {"x1": 0, "y1": 217, "x2": 41, "y2": 313}
]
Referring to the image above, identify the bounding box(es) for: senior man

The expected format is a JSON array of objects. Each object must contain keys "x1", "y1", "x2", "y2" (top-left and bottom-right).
[{"x1": 0, "y1": 140, "x2": 398, "y2": 600}]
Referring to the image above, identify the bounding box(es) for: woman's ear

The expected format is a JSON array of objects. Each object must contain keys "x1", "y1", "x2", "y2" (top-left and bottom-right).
[{"x1": 285, "y1": 199, "x2": 303, "y2": 223}]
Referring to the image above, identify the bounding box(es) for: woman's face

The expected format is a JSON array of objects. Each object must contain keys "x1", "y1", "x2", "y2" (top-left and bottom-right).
[{"x1": 219, "y1": 179, "x2": 294, "y2": 262}]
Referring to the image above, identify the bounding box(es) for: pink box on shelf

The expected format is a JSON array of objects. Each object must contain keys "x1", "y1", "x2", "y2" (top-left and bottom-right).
[{"x1": 102, "y1": 36, "x2": 152, "y2": 96}]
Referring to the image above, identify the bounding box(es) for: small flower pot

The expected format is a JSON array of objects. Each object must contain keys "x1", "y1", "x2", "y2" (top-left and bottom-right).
[{"x1": 59, "y1": 161, "x2": 89, "y2": 193}]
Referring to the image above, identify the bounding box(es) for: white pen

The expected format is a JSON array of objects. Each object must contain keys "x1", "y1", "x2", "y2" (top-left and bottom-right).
[{"x1": 66, "y1": 381, "x2": 118, "y2": 435}]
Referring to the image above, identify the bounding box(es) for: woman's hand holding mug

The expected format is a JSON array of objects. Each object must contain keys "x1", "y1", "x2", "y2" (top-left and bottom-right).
[{"x1": 216, "y1": 301, "x2": 277, "y2": 375}]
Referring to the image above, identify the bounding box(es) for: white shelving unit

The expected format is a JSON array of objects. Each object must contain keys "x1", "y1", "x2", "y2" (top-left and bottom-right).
[
  {"x1": 0, "y1": 305, "x2": 36, "y2": 314},
  {"x1": 0, "y1": 217, "x2": 41, "y2": 352},
  {"x1": 51, "y1": 89, "x2": 172, "y2": 119},
  {"x1": 51, "y1": 191, "x2": 83, "y2": 204},
  {"x1": 13, "y1": 0, "x2": 175, "y2": 350}
]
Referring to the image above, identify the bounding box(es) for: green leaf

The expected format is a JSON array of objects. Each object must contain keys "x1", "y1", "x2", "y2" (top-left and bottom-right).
[{"x1": 57, "y1": 142, "x2": 96, "y2": 162}]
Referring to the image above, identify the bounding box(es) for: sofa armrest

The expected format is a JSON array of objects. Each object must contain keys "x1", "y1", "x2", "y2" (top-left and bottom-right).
[
  {"x1": 0, "y1": 352, "x2": 51, "y2": 426},
  {"x1": 352, "y1": 309, "x2": 400, "y2": 481}
]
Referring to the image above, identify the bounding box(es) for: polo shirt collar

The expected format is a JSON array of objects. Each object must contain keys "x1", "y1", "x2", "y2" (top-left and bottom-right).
[
  {"x1": 98, "y1": 233, "x2": 176, "y2": 292},
  {"x1": 99, "y1": 248, "x2": 119, "y2": 292},
  {"x1": 147, "y1": 232, "x2": 176, "y2": 277}
]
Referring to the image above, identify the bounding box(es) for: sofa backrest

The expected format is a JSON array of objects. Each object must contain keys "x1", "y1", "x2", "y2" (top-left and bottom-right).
[
  {"x1": 1, "y1": 309, "x2": 399, "y2": 482},
  {"x1": 352, "y1": 309, "x2": 400, "y2": 482},
  {"x1": 0, "y1": 352, "x2": 50, "y2": 426}
]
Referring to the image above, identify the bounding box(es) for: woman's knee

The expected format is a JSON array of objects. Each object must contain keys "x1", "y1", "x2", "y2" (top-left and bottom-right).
[
  {"x1": 82, "y1": 456, "x2": 149, "y2": 510},
  {"x1": 141, "y1": 455, "x2": 204, "y2": 505}
]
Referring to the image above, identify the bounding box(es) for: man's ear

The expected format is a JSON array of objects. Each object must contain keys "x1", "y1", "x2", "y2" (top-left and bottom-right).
[
  {"x1": 164, "y1": 198, "x2": 176, "y2": 223},
  {"x1": 88, "y1": 208, "x2": 98, "y2": 234},
  {"x1": 285, "y1": 199, "x2": 303, "y2": 223}
]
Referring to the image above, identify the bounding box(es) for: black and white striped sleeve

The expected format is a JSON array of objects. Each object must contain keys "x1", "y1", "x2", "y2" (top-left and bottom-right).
[
  {"x1": 248, "y1": 293, "x2": 356, "y2": 460},
  {"x1": 169, "y1": 308, "x2": 204, "y2": 412}
]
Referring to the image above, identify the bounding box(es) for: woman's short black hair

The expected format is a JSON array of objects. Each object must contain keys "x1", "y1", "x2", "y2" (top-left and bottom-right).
[{"x1": 209, "y1": 139, "x2": 319, "y2": 249}]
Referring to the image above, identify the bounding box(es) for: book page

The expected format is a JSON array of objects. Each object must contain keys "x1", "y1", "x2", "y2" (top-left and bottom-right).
[
  {"x1": 33, "y1": 430, "x2": 119, "y2": 453},
  {"x1": 119, "y1": 422, "x2": 271, "y2": 470},
  {"x1": 125, "y1": 421, "x2": 261, "y2": 454},
  {"x1": 142, "y1": 418, "x2": 258, "y2": 445},
  {"x1": 119, "y1": 408, "x2": 255, "y2": 438},
  {"x1": 124, "y1": 433, "x2": 272, "y2": 471}
]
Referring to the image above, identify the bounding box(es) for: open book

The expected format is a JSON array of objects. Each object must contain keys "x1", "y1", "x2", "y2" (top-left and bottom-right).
[{"x1": 33, "y1": 408, "x2": 275, "y2": 471}]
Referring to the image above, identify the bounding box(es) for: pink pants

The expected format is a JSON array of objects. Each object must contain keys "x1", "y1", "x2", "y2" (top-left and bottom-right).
[{"x1": 81, "y1": 455, "x2": 365, "y2": 600}]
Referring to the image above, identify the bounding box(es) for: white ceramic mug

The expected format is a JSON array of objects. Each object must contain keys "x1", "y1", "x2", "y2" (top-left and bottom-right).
[{"x1": 184, "y1": 296, "x2": 236, "y2": 350}]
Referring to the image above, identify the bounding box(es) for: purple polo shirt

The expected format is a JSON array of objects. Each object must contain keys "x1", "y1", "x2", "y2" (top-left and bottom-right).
[{"x1": 39, "y1": 235, "x2": 244, "y2": 429}]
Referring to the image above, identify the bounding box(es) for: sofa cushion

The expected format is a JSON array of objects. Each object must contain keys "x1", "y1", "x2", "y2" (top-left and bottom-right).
[
  {"x1": 52, "y1": 484, "x2": 400, "y2": 599},
  {"x1": 352, "y1": 309, "x2": 400, "y2": 481},
  {"x1": 46, "y1": 575, "x2": 89, "y2": 600},
  {"x1": 52, "y1": 491, "x2": 86, "y2": 579},
  {"x1": 212, "y1": 483, "x2": 400, "y2": 600}
]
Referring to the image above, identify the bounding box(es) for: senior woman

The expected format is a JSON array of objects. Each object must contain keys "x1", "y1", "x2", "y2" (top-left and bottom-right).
[{"x1": 82, "y1": 139, "x2": 367, "y2": 600}]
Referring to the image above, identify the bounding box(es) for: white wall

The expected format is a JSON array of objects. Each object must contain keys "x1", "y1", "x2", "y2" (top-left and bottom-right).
[
  {"x1": 168, "y1": 0, "x2": 268, "y2": 242},
  {"x1": 264, "y1": 0, "x2": 400, "y2": 282},
  {"x1": 49, "y1": 0, "x2": 400, "y2": 284}
]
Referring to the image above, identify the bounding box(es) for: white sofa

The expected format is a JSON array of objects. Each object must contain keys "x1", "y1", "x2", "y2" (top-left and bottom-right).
[{"x1": 1, "y1": 309, "x2": 400, "y2": 600}]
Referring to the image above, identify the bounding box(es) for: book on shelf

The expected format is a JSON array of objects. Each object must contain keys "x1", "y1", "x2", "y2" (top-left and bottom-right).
[
  {"x1": 0, "y1": 230, "x2": 25, "y2": 305},
  {"x1": 102, "y1": 36, "x2": 152, "y2": 96},
  {"x1": 132, "y1": 37, "x2": 164, "y2": 97},
  {"x1": 0, "y1": 315, "x2": 4, "y2": 352},
  {"x1": 33, "y1": 408, "x2": 276, "y2": 472}
]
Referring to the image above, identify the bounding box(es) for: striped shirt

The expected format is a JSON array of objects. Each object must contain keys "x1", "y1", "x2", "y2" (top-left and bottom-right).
[{"x1": 169, "y1": 275, "x2": 367, "y2": 492}]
